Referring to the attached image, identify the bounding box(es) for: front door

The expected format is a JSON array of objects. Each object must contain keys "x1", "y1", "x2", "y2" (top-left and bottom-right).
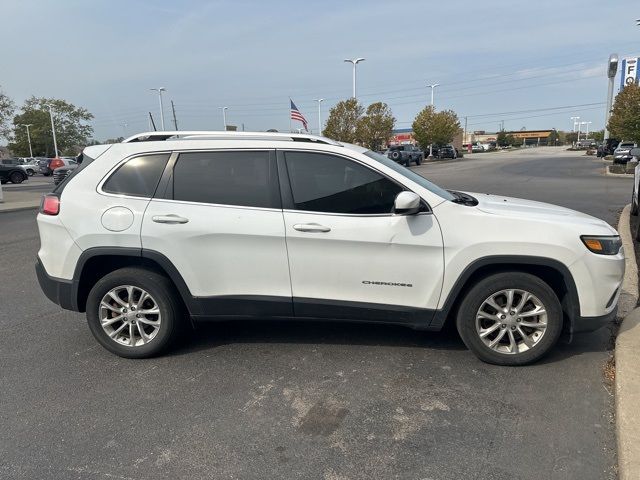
[{"x1": 280, "y1": 150, "x2": 444, "y2": 324}]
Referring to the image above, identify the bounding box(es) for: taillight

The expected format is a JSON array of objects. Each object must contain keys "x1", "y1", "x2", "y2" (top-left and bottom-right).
[
  {"x1": 50, "y1": 158, "x2": 64, "y2": 170},
  {"x1": 40, "y1": 194, "x2": 60, "y2": 215}
]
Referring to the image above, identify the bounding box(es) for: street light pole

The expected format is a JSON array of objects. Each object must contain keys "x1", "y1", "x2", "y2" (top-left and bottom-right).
[
  {"x1": 47, "y1": 105, "x2": 59, "y2": 158},
  {"x1": 20, "y1": 124, "x2": 34, "y2": 157},
  {"x1": 314, "y1": 99, "x2": 324, "y2": 135},
  {"x1": 427, "y1": 83, "x2": 440, "y2": 107},
  {"x1": 604, "y1": 54, "x2": 619, "y2": 140},
  {"x1": 344, "y1": 58, "x2": 365, "y2": 99},
  {"x1": 583, "y1": 121, "x2": 592, "y2": 137},
  {"x1": 219, "y1": 106, "x2": 228, "y2": 130},
  {"x1": 150, "y1": 87, "x2": 166, "y2": 130}
]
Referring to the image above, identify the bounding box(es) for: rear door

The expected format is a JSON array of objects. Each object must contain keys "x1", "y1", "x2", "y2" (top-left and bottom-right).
[{"x1": 141, "y1": 149, "x2": 292, "y2": 317}]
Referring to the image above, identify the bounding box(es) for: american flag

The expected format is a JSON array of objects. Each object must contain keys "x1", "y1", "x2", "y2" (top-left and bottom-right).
[{"x1": 290, "y1": 99, "x2": 308, "y2": 131}]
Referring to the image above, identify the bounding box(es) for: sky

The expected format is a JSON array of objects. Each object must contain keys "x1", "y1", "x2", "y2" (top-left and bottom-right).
[{"x1": 1, "y1": 0, "x2": 639, "y2": 141}]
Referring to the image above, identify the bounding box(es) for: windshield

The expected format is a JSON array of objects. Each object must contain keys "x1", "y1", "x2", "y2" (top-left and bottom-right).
[{"x1": 363, "y1": 150, "x2": 454, "y2": 201}]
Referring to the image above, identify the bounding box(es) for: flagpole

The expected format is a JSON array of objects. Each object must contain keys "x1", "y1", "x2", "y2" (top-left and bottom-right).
[{"x1": 289, "y1": 98, "x2": 292, "y2": 133}]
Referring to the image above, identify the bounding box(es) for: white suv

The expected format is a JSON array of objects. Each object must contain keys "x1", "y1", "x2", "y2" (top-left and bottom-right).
[{"x1": 36, "y1": 131, "x2": 624, "y2": 365}]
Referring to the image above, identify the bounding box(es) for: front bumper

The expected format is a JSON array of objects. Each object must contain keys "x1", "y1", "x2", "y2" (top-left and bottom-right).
[
  {"x1": 36, "y1": 258, "x2": 78, "y2": 311},
  {"x1": 573, "y1": 306, "x2": 618, "y2": 333}
]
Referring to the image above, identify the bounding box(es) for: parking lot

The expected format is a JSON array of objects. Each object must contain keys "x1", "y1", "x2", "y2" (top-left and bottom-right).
[{"x1": 0, "y1": 148, "x2": 632, "y2": 480}]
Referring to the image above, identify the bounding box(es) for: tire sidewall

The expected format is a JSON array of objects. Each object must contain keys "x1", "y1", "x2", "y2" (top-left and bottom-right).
[
  {"x1": 456, "y1": 273, "x2": 563, "y2": 365},
  {"x1": 86, "y1": 268, "x2": 180, "y2": 358}
]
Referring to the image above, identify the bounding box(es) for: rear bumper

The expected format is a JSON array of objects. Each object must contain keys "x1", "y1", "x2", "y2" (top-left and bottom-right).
[
  {"x1": 36, "y1": 258, "x2": 78, "y2": 311},
  {"x1": 572, "y1": 306, "x2": 617, "y2": 333}
]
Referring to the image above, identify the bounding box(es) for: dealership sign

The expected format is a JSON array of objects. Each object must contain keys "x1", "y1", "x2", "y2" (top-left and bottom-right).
[{"x1": 620, "y1": 57, "x2": 640, "y2": 89}]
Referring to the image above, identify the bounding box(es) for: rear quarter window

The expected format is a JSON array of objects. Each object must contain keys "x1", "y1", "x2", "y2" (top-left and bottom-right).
[{"x1": 102, "y1": 154, "x2": 170, "y2": 197}]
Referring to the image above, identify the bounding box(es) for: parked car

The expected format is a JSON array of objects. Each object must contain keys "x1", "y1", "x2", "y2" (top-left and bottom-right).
[
  {"x1": 53, "y1": 164, "x2": 78, "y2": 185},
  {"x1": 38, "y1": 157, "x2": 77, "y2": 176},
  {"x1": 437, "y1": 145, "x2": 458, "y2": 159},
  {"x1": 471, "y1": 143, "x2": 484, "y2": 153},
  {"x1": 36, "y1": 131, "x2": 623, "y2": 366},
  {"x1": 613, "y1": 141, "x2": 637, "y2": 164},
  {"x1": 1, "y1": 158, "x2": 37, "y2": 176},
  {"x1": 385, "y1": 144, "x2": 423, "y2": 166},
  {"x1": 598, "y1": 138, "x2": 621, "y2": 157},
  {"x1": 0, "y1": 162, "x2": 28, "y2": 184}
]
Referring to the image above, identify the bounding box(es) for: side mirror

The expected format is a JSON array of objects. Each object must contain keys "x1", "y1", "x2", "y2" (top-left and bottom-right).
[
  {"x1": 630, "y1": 147, "x2": 640, "y2": 158},
  {"x1": 394, "y1": 191, "x2": 421, "y2": 215}
]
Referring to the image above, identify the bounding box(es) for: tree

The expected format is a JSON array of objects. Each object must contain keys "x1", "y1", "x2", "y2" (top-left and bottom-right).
[
  {"x1": 0, "y1": 86, "x2": 15, "y2": 140},
  {"x1": 608, "y1": 83, "x2": 640, "y2": 144},
  {"x1": 9, "y1": 96, "x2": 93, "y2": 156},
  {"x1": 497, "y1": 130, "x2": 508, "y2": 147},
  {"x1": 565, "y1": 132, "x2": 578, "y2": 144},
  {"x1": 547, "y1": 129, "x2": 560, "y2": 146},
  {"x1": 412, "y1": 106, "x2": 461, "y2": 150},
  {"x1": 592, "y1": 130, "x2": 604, "y2": 142},
  {"x1": 323, "y1": 98, "x2": 364, "y2": 143},
  {"x1": 356, "y1": 102, "x2": 395, "y2": 151}
]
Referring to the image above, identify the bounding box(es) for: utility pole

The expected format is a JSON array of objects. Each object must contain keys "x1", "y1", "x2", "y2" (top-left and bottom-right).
[
  {"x1": 150, "y1": 87, "x2": 166, "y2": 130},
  {"x1": 604, "y1": 54, "x2": 619, "y2": 140},
  {"x1": 463, "y1": 116, "x2": 468, "y2": 147},
  {"x1": 344, "y1": 58, "x2": 365, "y2": 99},
  {"x1": 47, "y1": 105, "x2": 59, "y2": 158},
  {"x1": 314, "y1": 98, "x2": 324, "y2": 136},
  {"x1": 171, "y1": 100, "x2": 178, "y2": 130},
  {"x1": 20, "y1": 124, "x2": 34, "y2": 157},
  {"x1": 148, "y1": 112, "x2": 157, "y2": 131}
]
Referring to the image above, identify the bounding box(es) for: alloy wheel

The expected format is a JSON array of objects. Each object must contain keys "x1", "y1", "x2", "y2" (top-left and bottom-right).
[
  {"x1": 99, "y1": 285, "x2": 162, "y2": 347},
  {"x1": 475, "y1": 289, "x2": 548, "y2": 355}
]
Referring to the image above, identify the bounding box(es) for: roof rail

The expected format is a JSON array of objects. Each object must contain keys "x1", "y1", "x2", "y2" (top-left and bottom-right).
[{"x1": 122, "y1": 131, "x2": 342, "y2": 146}]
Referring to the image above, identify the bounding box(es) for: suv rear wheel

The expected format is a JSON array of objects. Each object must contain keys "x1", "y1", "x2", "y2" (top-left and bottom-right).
[
  {"x1": 456, "y1": 272, "x2": 562, "y2": 365},
  {"x1": 86, "y1": 267, "x2": 183, "y2": 358}
]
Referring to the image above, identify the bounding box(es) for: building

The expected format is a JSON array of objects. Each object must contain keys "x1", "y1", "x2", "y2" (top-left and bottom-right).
[
  {"x1": 464, "y1": 130, "x2": 555, "y2": 146},
  {"x1": 389, "y1": 128, "x2": 463, "y2": 149}
]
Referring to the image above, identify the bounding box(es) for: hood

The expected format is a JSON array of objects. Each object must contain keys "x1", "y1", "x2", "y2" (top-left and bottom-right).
[{"x1": 466, "y1": 192, "x2": 617, "y2": 232}]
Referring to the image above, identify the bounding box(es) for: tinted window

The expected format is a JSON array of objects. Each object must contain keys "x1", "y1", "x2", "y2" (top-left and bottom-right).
[
  {"x1": 103, "y1": 154, "x2": 169, "y2": 197},
  {"x1": 172, "y1": 151, "x2": 279, "y2": 208},
  {"x1": 285, "y1": 151, "x2": 403, "y2": 214}
]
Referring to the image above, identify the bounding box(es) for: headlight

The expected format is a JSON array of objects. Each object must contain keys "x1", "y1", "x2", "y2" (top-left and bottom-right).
[{"x1": 581, "y1": 235, "x2": 622, "y2": 255}]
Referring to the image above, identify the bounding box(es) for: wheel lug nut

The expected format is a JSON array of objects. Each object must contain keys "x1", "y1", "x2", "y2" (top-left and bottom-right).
[
  {"x1": 500, "y1": 314, "x2": 506, "y2": 319},
  {"x1": 516, "y1": 318, "x2": 521, "y2": 322},
  {"x1": 510, "y1": 311, "x2": 516, "y2": 315},
  {"x1": 511, "y1": 326, "x2": 516, "y2": 330},
  {"x1": 501, "y1": 324, "x2": 507, "y2": 328}
]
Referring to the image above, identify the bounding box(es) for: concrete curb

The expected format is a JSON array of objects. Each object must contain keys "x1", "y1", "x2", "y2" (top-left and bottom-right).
[
  {"x1": 616, "y1": 204, "x2": 640, "y2": 480},
  {"x1": 0, "y1": 205, "x2": 39, "y2": 214},
  {"x1": 605, "y1": 166, "x2": 634, "y2": 178}
]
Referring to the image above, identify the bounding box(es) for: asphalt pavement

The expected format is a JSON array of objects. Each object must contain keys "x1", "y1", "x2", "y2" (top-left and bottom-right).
[{"x1": 0, "y1": 148, "x2": 632, "y2": 480}]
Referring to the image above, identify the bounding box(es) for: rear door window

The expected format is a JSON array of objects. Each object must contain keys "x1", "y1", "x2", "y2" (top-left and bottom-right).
[{"x1": 170, "y1": 150, "x2": 280, "y2": 208}]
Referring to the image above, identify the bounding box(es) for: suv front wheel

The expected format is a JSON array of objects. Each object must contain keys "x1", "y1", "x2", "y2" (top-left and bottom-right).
[
  {"x1": 86, "y1": 267, "x2": 183, "y2": 358},
  {"x1": 456, "y1": 272, "x2": 562, "y2": 366}
]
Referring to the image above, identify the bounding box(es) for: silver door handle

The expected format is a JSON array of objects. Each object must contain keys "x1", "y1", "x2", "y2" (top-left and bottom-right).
[
  {"x1": 293, "y1": 223, "x2": 331, "y2": 233},
  {"x1": 152, "y1": 214, "x2": 189, "y2": 224}
]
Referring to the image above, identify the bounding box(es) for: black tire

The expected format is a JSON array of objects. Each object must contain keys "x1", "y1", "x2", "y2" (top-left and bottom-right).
[
  {"x1": 455, "y1": 272, "x2": 563, "y2": 366},
  {"x1": 43, "y1": 172, "x2": 51, "y2": 176},
  {"x1": 390, "y1": 151, "x2": 402, "y2": 162},
  {"x1": 0, "y1": 179, "x2": 6, "y2": 184},
  {"x1": 632, "y1": 191, "x2": 638, "y2": 216},
  {"x1": 415, "y1": 154, "x2": 422, "y2": 166},
  {"x1": 9, "y1": 171, "x2": 25, "y2": 184},
  {"x1": 85, "y1": 267, "x2": 184, "y2": 358},
  {"x1": 404, "y1": 155, "x2": 411, "y2": 167}
]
